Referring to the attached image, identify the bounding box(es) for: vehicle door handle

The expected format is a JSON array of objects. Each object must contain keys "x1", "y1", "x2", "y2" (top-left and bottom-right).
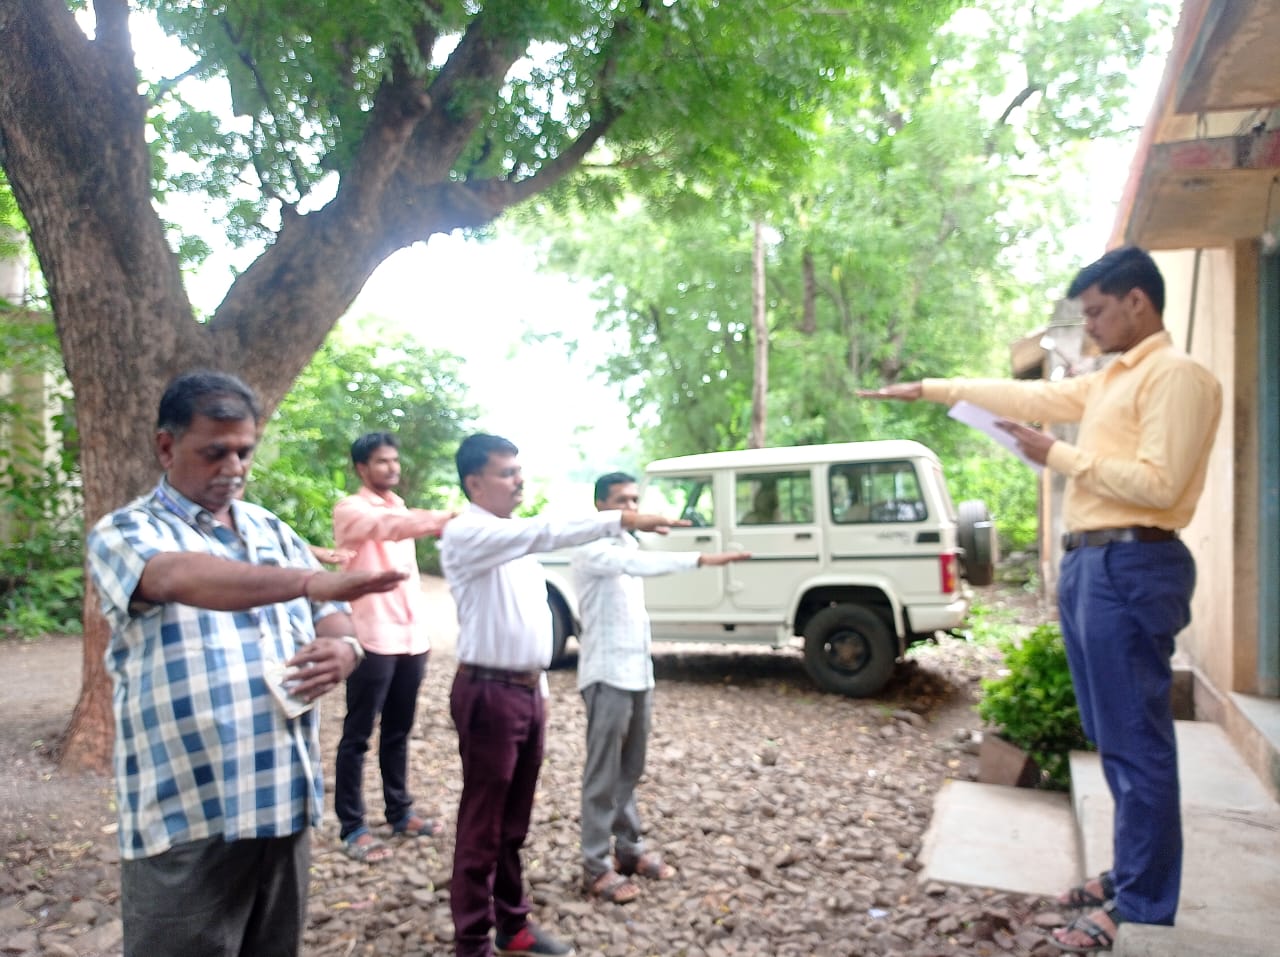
[
  {"x1": 695, "y1": 535, "x2": 713, "y2": 543},
  {"x1": 794, "y1": 532, "x2": 812, "y2": 540}
]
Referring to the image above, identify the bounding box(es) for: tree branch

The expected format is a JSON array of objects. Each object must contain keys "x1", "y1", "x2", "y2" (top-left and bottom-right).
[{"x1": 997, "y1": 83, "x2": 1042, "y2": 126}]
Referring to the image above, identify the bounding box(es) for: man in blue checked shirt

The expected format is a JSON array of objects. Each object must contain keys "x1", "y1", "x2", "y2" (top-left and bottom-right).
[{"x1": 87, "y1": 370, "x2": 407, "y2": 957}]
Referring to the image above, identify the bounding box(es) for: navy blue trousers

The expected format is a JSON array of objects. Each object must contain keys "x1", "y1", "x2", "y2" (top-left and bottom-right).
[{"x1": 1058, "y1": 538, "x2": 1194, "y2": 925}]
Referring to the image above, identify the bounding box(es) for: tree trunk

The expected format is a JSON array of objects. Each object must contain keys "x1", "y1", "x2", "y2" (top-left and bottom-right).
[
  {"x1": 801, "y1": 247, "x2": 817, "y2": 336},
  {"x1": 0, "y1": 0, "x2": 612, "y2": 772},
  {"x1": 749, "y1": 220, "x2": 768, "y2": 449},
  {"x1": 0, "y1": 1, "x2": 460, "y2": 771}
]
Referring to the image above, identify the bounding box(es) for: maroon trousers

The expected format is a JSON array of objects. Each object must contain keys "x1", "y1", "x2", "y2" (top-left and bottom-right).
[{"x1": 449, "y1": 670, "x2": 546, "y2": 957}]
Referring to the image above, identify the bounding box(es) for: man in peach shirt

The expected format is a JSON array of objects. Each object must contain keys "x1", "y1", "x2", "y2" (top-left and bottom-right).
[
  {"x1": 333, "y1": 432, "x2": 454, "y2": 862},
  {"x1": 861, "y1": 247, "x2": 1221, "y2": 951}
]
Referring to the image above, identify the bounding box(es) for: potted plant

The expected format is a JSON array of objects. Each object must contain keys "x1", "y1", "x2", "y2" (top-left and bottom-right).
[{"x1": 976, "y1": 622, "x2": 1091, "y2": 790}]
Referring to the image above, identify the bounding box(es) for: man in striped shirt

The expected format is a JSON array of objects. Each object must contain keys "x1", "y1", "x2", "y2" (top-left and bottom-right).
[{"x1": 88, "y1": 370, "x2": 406, "y2": 957}]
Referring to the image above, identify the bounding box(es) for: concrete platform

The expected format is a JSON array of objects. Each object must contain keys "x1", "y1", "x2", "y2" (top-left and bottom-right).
[
  {"x1": 1070, "y1": 721, "x2": 1280, "y2": 953},
  {"x1": 921, "y1": 719, "x2": 1280, "y2": 956},
  {"x1": 918, "y1": 779, "x2": 1080, "y2": 897}
]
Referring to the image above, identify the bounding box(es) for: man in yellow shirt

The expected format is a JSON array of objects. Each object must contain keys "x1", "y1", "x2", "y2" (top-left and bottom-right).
[{"x1": 861, "y1": 247, "x2": 1221, "y2": 952}]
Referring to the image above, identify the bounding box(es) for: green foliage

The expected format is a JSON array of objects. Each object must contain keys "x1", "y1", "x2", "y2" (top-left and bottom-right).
[
  {"x1": 977, "y1": 622, "x2": 1090, "y2": 790},
  {"x1": 961, "y1": 597, "x2": 1030, "y2": 649},
  {"x1": 945, "y1": 450, "x2": 1039, "y2": 552},
  {"x1": 133, "y1": 0, "x2": 960, "y2": 261},
  {"x1": 1, "y1": 312, "x2": 83, "y2": 640},
  {"x1": 516, "y1": 0, "x2": 1168, "y2": 556},
  {"x1": 245, "y1": 317, "x2": 475, "y2": 572}
]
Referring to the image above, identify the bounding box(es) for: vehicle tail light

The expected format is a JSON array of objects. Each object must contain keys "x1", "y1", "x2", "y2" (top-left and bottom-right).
[{"x1": 939, "y1": 552, "x2": 958, "y2": 594}]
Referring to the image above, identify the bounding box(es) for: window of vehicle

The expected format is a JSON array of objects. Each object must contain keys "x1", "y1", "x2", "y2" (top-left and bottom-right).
[
  {"x1": 830, "y1": 460, "x2": 927, "y2": 523},
  {"x1": 735, "y1": 471, "x2": 814, "y2": 525},
  {"x1": 641, "y1": 475, "x2": 714, "y2": 526}
]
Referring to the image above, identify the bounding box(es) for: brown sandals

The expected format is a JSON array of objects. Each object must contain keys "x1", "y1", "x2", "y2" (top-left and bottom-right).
[
  {"x1": 586, "y1": 870, "x2": 641, "y2": 904},
  {"x1": 617, "y1": 850, "x2": 676, "y2": 881}
]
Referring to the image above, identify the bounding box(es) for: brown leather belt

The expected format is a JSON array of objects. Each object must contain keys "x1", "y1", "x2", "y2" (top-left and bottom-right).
[
  {"x1": 456, "y1": 662, "x2": 542, "y2": 688},
  {"x1": 1062, "y1": 526, "x2": 1179, "y2": 552}
]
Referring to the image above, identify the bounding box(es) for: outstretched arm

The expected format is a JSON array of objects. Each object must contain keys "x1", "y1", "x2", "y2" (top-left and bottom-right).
[
  {"x1": 698, "y1": 551, "x2": 751, "y2": 566},
  {"x1": 619, "y1": 511, "x2": 693, "y2": 535},
  {"x1": 334, "y1": 495, "x2": 456, "y2": 547},
  {"x1": 857, "y1": 382, "x2": 924, "y2": 401},
  {"x1": 135, "y1": 552, "x2": 407, "y2": 609}
]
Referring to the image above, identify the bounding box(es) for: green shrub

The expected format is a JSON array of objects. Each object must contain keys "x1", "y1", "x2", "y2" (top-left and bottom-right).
[
  {"x1": 977, "y1": 621, "x2": 1090, "y2": 790},
  {"x1": 2, "y1": 566, "x2": 83, "y2": 640},
  {"x1": 1, "y1": 311, "x2": 84, "y2": 640}
]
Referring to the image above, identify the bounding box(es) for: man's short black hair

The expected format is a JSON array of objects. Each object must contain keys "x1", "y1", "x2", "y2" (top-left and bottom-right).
[
  {"x1": 594, "y1": 472, "x2": 637, "y2": 503},
  {"x1": 351, "y1": 431, "x2": 398, "y2": 466},
  {"x1": 455, "y1": 433, "x2": 519, "y2": 500},
  {"x1": 156, "y1": 370, "x2": 260, "y2": 437},
  {"x1": 1067, "y1": 246, "x2": 1165, "y2": 314}
]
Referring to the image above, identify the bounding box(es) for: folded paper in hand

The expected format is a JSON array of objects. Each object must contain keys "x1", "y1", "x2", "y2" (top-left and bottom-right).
[{"x1": 947, "y1": 400, "x2": 1044, "y2": 473}]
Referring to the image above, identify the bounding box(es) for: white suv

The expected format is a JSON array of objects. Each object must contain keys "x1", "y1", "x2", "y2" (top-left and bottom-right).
[{"x1": 541, "y1": 440, "x2": 996, "y2": 697}]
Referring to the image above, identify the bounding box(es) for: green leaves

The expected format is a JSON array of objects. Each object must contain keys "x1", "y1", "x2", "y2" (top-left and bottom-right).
[
  {"x1": 244, "y1": 318, "x2": 475, "y2": 566},
  {"x1": 977, "y1": 622, "x2": 1090, "y2": 790},
  {"x1": 0, "y1": 314, "x2": 82, "y2": 640}
]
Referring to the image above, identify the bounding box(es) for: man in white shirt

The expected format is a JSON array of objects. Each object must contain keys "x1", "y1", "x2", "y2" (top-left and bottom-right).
[
  {"x1": 573, "y1": 472, "x2": 750, "y2": 904},
  {"x1": 440, "y1": 436, "x2": 686, "y2": 957}
]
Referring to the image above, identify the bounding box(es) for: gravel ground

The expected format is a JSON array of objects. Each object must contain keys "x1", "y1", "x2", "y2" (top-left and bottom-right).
[{"x1": 0, "y1": 582, "x2": 1074, "y2": 957}]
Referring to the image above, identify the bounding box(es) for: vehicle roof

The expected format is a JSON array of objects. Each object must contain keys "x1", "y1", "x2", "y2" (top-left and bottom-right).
[{"x1": 645, "y1": 440, "x2": 941, "y2": 474}]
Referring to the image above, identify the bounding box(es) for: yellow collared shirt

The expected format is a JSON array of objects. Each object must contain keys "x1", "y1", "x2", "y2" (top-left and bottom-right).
[{"x1": 923, "y1": 330, "x2": 1221, "y2": 532}]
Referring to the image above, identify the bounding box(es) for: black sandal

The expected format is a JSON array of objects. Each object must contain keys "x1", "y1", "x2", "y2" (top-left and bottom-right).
[
  {"x1": 1050, "y1": 901, "x2": 1121, "y2": 954},
  {"x1": 1057, "y1": 872, "x2": 1114, "y2": 909}
]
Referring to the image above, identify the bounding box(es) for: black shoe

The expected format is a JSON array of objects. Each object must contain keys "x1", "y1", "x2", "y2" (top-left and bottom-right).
[{"x1": 494, "y1": 924, "x2": 575, "y2": 956}]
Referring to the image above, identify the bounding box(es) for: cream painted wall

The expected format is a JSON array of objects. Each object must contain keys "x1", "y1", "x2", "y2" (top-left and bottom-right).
[{"x1": 1153, "y1": 247, "x2": 1243, "y2": 694}]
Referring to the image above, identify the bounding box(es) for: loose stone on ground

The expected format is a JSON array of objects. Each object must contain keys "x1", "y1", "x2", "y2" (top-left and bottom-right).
[{"x1": 1, "y1": 590, "x2": 1068, "y2": 956}]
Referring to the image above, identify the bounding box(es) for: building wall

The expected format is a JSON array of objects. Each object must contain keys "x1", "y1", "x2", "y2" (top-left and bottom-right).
[{"x1": 1152, "y1": 247, "x2": 1245, "y2": 695}]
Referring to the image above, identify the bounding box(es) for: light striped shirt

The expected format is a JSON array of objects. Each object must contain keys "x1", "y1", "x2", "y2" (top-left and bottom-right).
[
  {"x1": 573, "y1": 533, "x2": 700, "y2": 692},
  {"x1": 87, "y1": 480, "x2": 346, "y2": 859}
]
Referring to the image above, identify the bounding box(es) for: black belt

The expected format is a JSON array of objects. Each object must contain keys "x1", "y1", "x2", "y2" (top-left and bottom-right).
[
  {"x1": 456, "y1": 662, "x2": 542, "y2": 688},
  {"x1": 1062, "y1": 526, "x2": 1179, "y2": 551}
]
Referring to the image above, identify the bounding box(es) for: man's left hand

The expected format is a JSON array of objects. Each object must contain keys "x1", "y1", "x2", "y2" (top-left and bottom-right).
[
  {"x1": 995, "y1": 419, "x2": 1056, "y2": 465},
  {"x1": 285, "y1": 637, "x2": 360, "y2": 701}
]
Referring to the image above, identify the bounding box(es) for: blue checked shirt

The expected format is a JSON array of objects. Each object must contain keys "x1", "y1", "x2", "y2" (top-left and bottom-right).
[{"x1": 87, "y1": 479, "x2": 347, "y2": 859}]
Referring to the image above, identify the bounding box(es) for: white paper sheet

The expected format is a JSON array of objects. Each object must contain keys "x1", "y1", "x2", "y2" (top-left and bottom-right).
[{"x1": 947, "y1": 400, "x2": 1044, "y2": 473}]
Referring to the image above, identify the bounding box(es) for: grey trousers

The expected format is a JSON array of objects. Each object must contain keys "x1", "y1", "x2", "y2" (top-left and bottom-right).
[
  {"x1": 121, "y1": 831, "x2": 309, "y2": 957},
  {"x1": 580, "y1": 681, "x2": 652, "y2": 880}
]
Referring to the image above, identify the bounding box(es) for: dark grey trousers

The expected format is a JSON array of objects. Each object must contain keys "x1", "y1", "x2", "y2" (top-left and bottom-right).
[{"x1": 121, "y1": 831, "x2": 309, "y2": 957}]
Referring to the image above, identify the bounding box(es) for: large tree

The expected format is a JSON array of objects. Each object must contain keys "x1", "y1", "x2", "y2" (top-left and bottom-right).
[
  {"x1": 526, "y1": 0, "x2": 1164, "y2": 452},
  {"x1": 0, "y1": 0, "x2": 957, "y2": 770}
]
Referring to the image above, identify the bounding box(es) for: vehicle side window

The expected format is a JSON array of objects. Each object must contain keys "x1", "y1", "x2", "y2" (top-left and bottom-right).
[
  {"x1": 642, "y1": 475, "x2": 714, "y2": 526},
  {"x1": 736, "y1": 471, "x2": 814, "y2": 525},
  {"x1": 830, "y1": 461, "x2": 927, "y2": 524}
]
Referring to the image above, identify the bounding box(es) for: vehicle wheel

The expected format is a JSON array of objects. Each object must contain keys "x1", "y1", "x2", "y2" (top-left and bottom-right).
[
  {"x1": 548, "y1": 590, "x2": 574, "y2": 666},
  {"x1": 957, "y1": 499, "x2": 997, "y2": 586},
  {"x1": 802, "y1": 604, "x2": 897, "y2": 697}
]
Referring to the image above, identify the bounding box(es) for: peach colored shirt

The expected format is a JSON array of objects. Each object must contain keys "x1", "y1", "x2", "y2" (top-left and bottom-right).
[
  {"x1": 333, "y1": 486, "x2": 443, "y2": 655},
  {"x1": 923, "y1": 331, "x2": 1221, "y2": 533}
]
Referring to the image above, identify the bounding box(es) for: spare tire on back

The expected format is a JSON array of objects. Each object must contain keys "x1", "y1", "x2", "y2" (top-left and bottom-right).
[{"x1": 957, "y1": 499, "x2": 998, "y2": 586}]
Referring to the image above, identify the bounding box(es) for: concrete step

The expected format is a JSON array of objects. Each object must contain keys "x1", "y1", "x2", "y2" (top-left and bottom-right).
[
  {"x1": 1069, "y1": 720, "x2": 1280, "y2": 956},
  {"x1": 919, "y1": 720, "x2": 1280, "y2": 956},
  {"x1": 918, "y1": 778, "x2": 1081, "y2": 897}
]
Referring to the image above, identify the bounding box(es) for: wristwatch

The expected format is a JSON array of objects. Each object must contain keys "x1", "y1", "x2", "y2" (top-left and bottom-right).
[{"x1": 336, "y1": 635, "x2": 366, "y2": 661}]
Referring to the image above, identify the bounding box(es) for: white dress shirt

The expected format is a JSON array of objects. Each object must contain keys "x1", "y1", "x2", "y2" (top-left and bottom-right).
[
  {"x1": 441, "y1": 503, "x2": 624, "y2": 671},
  {"x1": 572, "y1": 533, "x2": 700, "y2": 692}
]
